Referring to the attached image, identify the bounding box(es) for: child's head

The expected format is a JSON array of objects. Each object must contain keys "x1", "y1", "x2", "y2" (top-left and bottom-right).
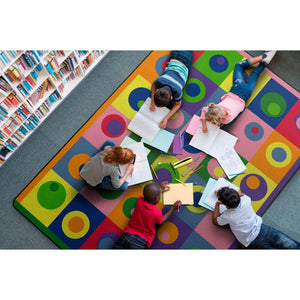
[
  {"x1": 103, "y1": 146, "x2": 134, "y2": 165},
  {"x1": 154, "y1": 86, "x2": 172, "y2": 107},
  {"x1": 205, "y1": 103, "x2": 224, "y2": 126},
  {"x1": 143, "y1": 183, "x2": 161, "y2": 205},
  {"x1": 217, "y1": 187, "x2": 240, "y2": 208}
]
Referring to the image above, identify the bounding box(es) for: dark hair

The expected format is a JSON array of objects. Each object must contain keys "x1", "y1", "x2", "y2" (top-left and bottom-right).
[
  {"x1": 154, "y1": 86, "x2": 172, "y2": 107},
  {"x1": 143, "y1": 183, "x2": 161, "y2": 204},
  {"x1": 217, "y1": 187, "x2": 240, "y2": 208}
]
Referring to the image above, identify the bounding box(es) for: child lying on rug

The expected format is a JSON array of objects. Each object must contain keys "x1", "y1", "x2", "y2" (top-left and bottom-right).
[
  {"x1": 213, "y1": 187, "x2": 300, "y2": 249},
  {"x1": 150, "y1": 50, "x2": 193, "y2": 129},
  {"x1": 80, "y1": 140, "x2": 135, "y2": 192},
  {"x1": 113, "y1": 182, "x2": 181, "y2": 249},
  {"x1": 199, "y1": 51, "x2": 277, "y2": 133}
]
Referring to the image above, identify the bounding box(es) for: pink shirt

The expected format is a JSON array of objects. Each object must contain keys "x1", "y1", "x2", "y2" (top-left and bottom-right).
[
  {"x1": 124, "y1": 196, "x2": 163, "y2": 248},
  {"x1": 200, "y1": 93, "x2": 245, "y2": 124}
]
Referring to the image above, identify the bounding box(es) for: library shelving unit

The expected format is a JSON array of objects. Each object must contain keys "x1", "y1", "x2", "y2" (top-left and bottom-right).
[{"x1": 0, "y1": 50, "x2": 108, "y2": 167}]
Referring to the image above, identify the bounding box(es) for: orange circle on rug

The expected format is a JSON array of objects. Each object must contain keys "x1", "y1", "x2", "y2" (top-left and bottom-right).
[
  {"x1": 68, "y1": 153, "x2": 91, "y2": 180},
  {"x1": 246, "y1": 175, "x2": 260, "y2": 189},
  {"x1": 68, "y1": 216, "x2": 85, "y2": 233},
  {"x1": 62, "y1": 211, "x2": 90, "y2": 239},
  {"x1": 157, "y1": 222, "x2": 178, "y2": 244}
]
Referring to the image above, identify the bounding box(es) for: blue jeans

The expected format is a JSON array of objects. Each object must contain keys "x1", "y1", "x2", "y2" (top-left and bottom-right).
[
  {"x1": 229, "y1": 59, "x2": 266, "y2": 102},
  {"x1": 94, "y1": 140, "x2": 128, "y2": 192},
  {"x1": 248, "y1": 224, "x2": 300, "y2": 249},
  {"x1": 113, "y1": 232, "x2": 147, "y2": 249},
  {"x1": 170, "y1": 50, "x2": 193, "y2": 70}
]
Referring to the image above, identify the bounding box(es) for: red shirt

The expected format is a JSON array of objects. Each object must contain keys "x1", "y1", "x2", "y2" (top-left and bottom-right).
[{"x1": 124, "y1": 196, "x2": 163, "y2": 248}]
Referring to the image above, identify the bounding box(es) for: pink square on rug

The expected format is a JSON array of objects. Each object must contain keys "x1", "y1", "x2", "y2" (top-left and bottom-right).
[
  {"x1": 194, "y1": 211, "x2": 236, "y2": 249},
  {"x1": 83, "y1": 105, "x2": 132, "y2": 149}
]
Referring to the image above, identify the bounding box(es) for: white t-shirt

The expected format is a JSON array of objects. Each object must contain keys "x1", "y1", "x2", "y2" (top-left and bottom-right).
[{"x1": 217, "y1": 195, "x2": 262, "y2": 247}]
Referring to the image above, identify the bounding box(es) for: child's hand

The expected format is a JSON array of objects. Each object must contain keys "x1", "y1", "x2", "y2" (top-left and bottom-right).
[
  {"x1": 172, "y1": 200, "x2": 181, "y2": 210},
  {"x1": 160, "y1": 181, "x2": 170, "y2": 193},
  {"x1": 150, "y1": 103, "x2": 156, "y2": 112},
  {"x1": 159, "y1": 118, "x2": 167, "y2": 129},
  {"x1": 126, "y1": 164, "x2": 134, "y2": 175},
  {"x1": 202, "y1": 126, "x2": 208, "y2": 133}
]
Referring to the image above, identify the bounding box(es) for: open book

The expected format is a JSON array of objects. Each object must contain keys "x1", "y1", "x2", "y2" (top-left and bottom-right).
[
  {"x1": 127, "y1": 97, "x2": 170, "y2": 142},
  {"x1": 119, "y1": 141, "x2": 153, "y2": 186},
  {"x1": 189, "y1": 121, "x2": 246, "y2": 178},
  {"x1": 199, "y1": 177, "x2": 239, "y2": 211}
]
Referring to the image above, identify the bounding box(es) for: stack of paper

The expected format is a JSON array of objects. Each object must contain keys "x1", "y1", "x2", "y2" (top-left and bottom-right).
[{"x1": 163, "y1": 183, "x2": 194, "y2": 205}]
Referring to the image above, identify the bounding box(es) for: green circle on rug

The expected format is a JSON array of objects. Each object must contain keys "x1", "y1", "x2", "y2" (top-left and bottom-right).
[
  {"x1": 123, "y1": 197, "x2": 138, "y2": 218},
  {"x1": 183, "y1": 78, "x2": 206, "y2": 103},
  {"x1": 137, "y1": 100, "x2": 144, "y2": 108},
  {"x1": 260, "y1": 92, "x2": 286, "y2": 117},
  {"x1": 37, "y1": 181, "x2": 66, "y2": 209},
  {"x1": 98, "y1": 189, "x2": 123, "y2": 200}
]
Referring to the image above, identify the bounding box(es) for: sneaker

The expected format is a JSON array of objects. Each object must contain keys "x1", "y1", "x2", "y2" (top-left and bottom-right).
[{"x1": 262, "y1": 51, "x2": 277, "y2": 64}]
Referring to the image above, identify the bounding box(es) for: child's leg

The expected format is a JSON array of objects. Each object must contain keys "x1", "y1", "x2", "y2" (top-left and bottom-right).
[
  {"x1": 96, "y1": 176, "x2": 128, "y2": 192},
  {"x1": 99, "y1": 140, "x2": 116, "y2": 152},
  {"x1": 245, "y1": 62, "x2": 266, "y2": 92},
  {"x1": 169, "y1": 51, "x2": 193, "y2": 70}
]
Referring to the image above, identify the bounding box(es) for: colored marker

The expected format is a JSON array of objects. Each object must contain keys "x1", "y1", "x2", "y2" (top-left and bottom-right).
[
  {"x1": 175, "y1": 178, "x2": 187, "y2": 186},
  {"x1": 151, "y1": 165, "x2": 158, "y2": 180},
  {"x1": 190, "y1": 165, "x2": 203, "y2": 175},
  {"x1": 229, "y1": 172, "x2": 246, "y2": 177},
  {"x1": 177, "y1": 201, "x2": 180, "y2": 212}
]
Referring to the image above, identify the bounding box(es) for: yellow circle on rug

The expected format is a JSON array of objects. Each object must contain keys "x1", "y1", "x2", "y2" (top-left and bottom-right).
[
  {"x1": 62, "y1": 211, "x2": 90, "y2": 239},
  {"x1": 68, "y1": 153, "x2": 91, "y2": 180},
  {"x1": 214, "y1": 166, "x2": 224, "y2": 178},
  {"x1": 265, "y1": 142, "x2": 292, "y2": 168},
  {"x1": 157, "y1": 222, "x2": 178, "y2": 244}
]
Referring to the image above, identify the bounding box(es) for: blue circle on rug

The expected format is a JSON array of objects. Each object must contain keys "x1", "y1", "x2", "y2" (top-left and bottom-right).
[
  {"x1": 107, "y1": 119, "x2": 124, "y2": 136},
  {"x1": 128, "y1": 87, "x2": 151, "y2": 111},
  {"x1": 97, "y1": 232, "x2": 120, "y2": 249},
  {"x1": 272, "y1": 147, "x2": 287, "y2": 162},
  {"x1": 209, "y1": 55, "x2": 228, "y2": 73},
  {"x1": 185, "y1": 83, "x2": 201, "y2": 97},
  {"x1": 244, "y1": 122, "x2": 264, "y2": 141},
  {"x1": 155, "y1": 55, "x2": 169, "y2": 75},
  {"x1": 193, "y1": 191, "x2": 202, "y2": 206}
]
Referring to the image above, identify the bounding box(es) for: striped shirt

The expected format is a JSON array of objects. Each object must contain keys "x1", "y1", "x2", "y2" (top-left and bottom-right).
[{"x1": 154, "y1": 60, "x2": 189, "y2": 101}]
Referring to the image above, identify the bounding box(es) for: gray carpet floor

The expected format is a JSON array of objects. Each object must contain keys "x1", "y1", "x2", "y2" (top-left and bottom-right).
[{"x1": 0, "y1": 50, "x2": 299, "y2": 249}]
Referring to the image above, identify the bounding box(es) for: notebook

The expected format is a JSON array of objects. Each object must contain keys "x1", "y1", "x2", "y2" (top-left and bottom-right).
[
  {"x1": 163, "y1": 183, "x2": 194, "y2": 205},
  {"x1": 127, "y1": 97, "x2": 170, "y2": 142},
  {"x1": 119, "y1": 141, "x2": 153, "y2": 186}
]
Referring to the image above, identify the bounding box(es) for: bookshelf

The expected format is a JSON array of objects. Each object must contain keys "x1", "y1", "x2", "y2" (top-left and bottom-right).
[{"x1": 0, "y1": 50, "x2": 107, "y2": 167}]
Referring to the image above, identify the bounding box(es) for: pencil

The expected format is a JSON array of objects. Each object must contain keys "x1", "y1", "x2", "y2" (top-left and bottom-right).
[
  {"x1": 175, "y1": 178, "x2": 187, "y2": 186},
  {"x1": 190, "y1": 165, "x2": 203, "y2": 175},
  {"x1": 151, "y1": 165, "x2": 158, "y2": 180}
]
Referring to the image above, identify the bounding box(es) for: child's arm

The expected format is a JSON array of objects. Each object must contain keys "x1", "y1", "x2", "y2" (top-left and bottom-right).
[
  {"x1": 159, "y1": 100, "x2": 182, "y2": 129},
  {"x1": 201, "y1": 119, "x2": 208, "y2": 133},
  {"x1": 212, "y1": 200, "x2": 222, "y2": 226},
  {"x1": 162, "y1": 200, "x2": 181, "y2": 222},
  {"x1": 150, "y1": 83, "x2": 157, "y2": 111}
]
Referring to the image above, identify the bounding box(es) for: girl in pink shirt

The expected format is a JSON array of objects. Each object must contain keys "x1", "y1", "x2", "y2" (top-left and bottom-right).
[{"x1": 200, "y1": 51, "x2": 276, "y2": 132}]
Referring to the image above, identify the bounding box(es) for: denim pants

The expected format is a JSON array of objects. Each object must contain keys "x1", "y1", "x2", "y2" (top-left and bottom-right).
[
  {"x1": 113, "y1": 232, "x2": 147, "y2": 249},
  {"x1": 94, "y1": 140, "x2": 128, "y2": 192},
  {"x1": 169, "y1": 50, "x2": 193, "y2": 70},
  {"x1": 229, "y1": 59, "x2": 266, "y2": 102},
  {"x1": 248, "y1": 224, "x2": 300, "y2": 249}
]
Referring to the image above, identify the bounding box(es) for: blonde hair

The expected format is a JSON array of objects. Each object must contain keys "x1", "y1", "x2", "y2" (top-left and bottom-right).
[
  {"x1": 205, "y1": 103, "x2": 224, "y2": 126},
  {"x1": 102, "y1": 146, "x2": 134, "y2": 165}
]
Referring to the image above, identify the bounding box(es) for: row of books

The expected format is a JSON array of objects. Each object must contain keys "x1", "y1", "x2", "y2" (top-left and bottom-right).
[
  {"x1": 0, "y1": 76, "x2": 12, "y2": 93},
  {"x1": 0, "y1": 92, "x2": 23, "y2": 118},
  {"x1": 0, "y1": 51, "x2": 23, "y2": 71}
]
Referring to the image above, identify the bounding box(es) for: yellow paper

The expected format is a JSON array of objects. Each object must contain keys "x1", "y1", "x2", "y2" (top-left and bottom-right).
[{"x1": 163, "y1": 183, "x2": 194, "y2": 205}]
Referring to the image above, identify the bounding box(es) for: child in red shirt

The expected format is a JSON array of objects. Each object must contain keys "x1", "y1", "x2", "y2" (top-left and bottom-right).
[{"x1": 113, "y1": 182, "x2": 181, "y2": 249}]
